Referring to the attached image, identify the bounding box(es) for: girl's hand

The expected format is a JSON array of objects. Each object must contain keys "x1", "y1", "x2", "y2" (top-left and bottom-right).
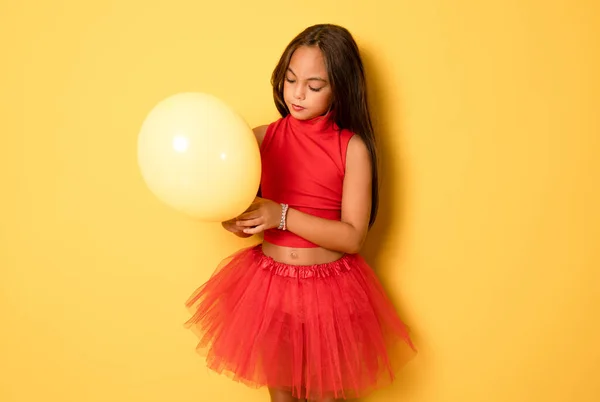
[
  {"x1": 221, "y1": 218, "x2": 252, "y2": 238},
  {"x1": 235, "y1": 197, "x2": 281, "y2": 235}
]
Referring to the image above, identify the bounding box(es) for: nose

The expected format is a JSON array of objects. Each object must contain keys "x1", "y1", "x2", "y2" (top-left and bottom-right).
[{"x1": 294, "y1": 84, "x2": 305, "y2": 101}]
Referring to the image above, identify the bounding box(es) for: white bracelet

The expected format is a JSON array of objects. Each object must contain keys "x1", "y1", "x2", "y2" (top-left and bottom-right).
[{"x1": 277, "y1": 203, "x2": 289, "y2": 230}]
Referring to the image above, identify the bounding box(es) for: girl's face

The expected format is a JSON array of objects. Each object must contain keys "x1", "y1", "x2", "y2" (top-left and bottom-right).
[{"x1": 283, "y1": 46, "x2": 333, "y2": 120}]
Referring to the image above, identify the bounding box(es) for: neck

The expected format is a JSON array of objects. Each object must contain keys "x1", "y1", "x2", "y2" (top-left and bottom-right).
[{"x1": 288, "y1": 110, "x2": 336, "y2": 131}]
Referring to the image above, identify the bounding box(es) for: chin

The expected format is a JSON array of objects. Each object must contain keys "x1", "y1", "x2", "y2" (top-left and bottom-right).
[
  {"x1": 290, "y1": 111, "x2": 311, "y2": 120},
  {"x1": 286, "y1": 107, "x2": 307, "y2": 120}
]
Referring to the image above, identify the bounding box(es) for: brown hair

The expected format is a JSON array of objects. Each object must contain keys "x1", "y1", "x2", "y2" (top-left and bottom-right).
[{"x1": 271, "y1": 24, "x2": 379, "y2": 227}]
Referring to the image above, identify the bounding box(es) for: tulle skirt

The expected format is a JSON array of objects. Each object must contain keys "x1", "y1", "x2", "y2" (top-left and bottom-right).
[{"x1": 184, "y1": 245, "x2": 416, "y2": 400}]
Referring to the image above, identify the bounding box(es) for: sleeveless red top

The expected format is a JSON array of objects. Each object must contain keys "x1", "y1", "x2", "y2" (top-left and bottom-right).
[{"x1": 260, "y1": 114, "x2": 355, "y2": 248}]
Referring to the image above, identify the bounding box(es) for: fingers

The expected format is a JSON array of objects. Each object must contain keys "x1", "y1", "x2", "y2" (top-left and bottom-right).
[
  {"x1": 236, "y1": 218, "x2": 262, "y2": 227},
  {"x1": 237, "y1": 211, "x2": 260, "y2": 220},
  {"x1": 221, "y1": 220, "x2": 236, "y2": 232},
  {"x1": 242, "y1": 224, "x2": 266, "y2": 235}
]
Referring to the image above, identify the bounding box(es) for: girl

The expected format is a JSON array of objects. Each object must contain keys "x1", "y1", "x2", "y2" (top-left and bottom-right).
[{"x1": 185, "y1": 24, "x2": 416, "y2": 402}]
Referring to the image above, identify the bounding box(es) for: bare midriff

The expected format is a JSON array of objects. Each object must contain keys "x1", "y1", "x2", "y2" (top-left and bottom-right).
[{"x1": 261, "y1": 241, "x2": 343, "y2": 266}]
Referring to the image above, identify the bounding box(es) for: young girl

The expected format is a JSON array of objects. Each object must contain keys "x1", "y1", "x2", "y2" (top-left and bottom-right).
[{"x1": 185, "y1": 24, "x2": 416, "y2": 402}]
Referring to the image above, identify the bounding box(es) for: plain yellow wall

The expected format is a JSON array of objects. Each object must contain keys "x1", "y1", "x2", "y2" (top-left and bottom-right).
[{"x1": 1, "y1": 1, "x2": 598, "y2": 401}]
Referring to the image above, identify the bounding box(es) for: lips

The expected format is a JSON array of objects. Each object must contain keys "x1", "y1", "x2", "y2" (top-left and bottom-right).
[{"x1": 291, "y1": 104, "x2": 305, "y2": 112}]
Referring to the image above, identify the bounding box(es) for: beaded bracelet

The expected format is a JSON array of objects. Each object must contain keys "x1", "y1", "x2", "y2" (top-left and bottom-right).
[{"x1": 277, "y1": 203, "x2": 289, "y2": 231}]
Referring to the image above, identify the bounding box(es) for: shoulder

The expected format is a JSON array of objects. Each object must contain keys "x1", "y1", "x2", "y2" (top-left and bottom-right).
[
  {"x1": 345, "y1": 134, "x2": 371, "y2": 172},
  {"x1": 252, "y1": 125, "x2": 268, "y2": 146},
  {"x1": 254, "y1": 116, "x2": 287, "y2": 148},
  {"x1": 339, "y1": 128, "x2": 370, "y2": 168}
]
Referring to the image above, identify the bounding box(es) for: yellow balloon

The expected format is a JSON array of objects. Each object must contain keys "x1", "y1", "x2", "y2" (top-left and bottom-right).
[{"x1": 137, "y1": 92, "x2": 261, "y2": 222}]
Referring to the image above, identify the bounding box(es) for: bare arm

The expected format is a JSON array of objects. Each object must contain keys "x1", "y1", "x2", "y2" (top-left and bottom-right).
[
  {"x1": 237, "y1": 135, "x2": 373, "y2": 254},
  {"x1": 284, "y1": 135, "x2": 372, "y2": 253}
]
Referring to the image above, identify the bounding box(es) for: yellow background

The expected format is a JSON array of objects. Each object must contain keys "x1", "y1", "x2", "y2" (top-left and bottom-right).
[{"x1": 1, "y1": 1, "x2": 598, "y2": 401}]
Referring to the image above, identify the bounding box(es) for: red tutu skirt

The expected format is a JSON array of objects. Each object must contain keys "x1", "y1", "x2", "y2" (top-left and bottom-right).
[{"x1": 184, "y1": 245, "x2": 416, "y2": 400}]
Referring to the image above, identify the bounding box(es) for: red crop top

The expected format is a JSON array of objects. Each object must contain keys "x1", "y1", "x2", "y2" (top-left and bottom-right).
[{"x1": 260, "y1": 114, "x2": 355, "y2": 248}]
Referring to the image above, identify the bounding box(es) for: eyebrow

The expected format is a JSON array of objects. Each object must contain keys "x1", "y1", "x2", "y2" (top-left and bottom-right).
[{"x1": 287, "y1": 68, "x2": 327, "y2": 83}]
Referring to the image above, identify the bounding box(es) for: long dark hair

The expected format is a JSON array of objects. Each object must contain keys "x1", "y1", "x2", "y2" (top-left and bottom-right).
[{"x1": 271, "y1": 24, "x2": 379, "y2": 227}]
